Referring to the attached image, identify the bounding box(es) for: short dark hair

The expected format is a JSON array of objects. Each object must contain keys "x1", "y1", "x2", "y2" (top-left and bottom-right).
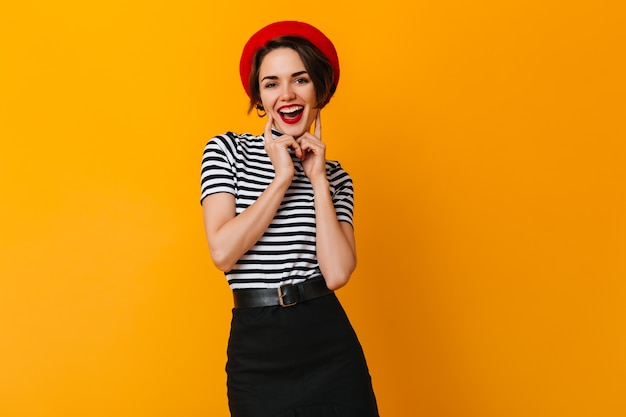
[{"x1": 248, "y1": 36, "x2": 336, "y2": 114}]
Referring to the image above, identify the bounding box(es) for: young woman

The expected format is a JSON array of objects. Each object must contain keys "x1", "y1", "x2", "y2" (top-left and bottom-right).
[{"x1": 200, "y1": 21, "x2": 379, "y2": 417}]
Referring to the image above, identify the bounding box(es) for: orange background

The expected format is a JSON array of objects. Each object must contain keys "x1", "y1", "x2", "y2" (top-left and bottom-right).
[{"x1": 1, "y1": 1, "x2": 625, "y2": 416}]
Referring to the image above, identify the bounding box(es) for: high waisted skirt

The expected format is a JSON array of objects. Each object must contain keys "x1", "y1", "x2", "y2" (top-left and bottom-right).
[{"x1": 226, "y1": 292, "x2": 379, "y2": 417}]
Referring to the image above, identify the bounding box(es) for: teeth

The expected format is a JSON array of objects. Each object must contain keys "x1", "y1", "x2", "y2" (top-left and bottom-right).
[{"x1": 280, "y1": 106, "x2": 303, "y2": 114}]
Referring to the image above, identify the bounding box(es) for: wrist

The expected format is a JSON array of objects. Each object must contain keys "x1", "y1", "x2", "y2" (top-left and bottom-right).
[
  {"x1": 310, "y1": 177, "x2": 329, "y2": 191},
  {"x1": 271, "y1": 174, "x2": 293, "y2": 190}
]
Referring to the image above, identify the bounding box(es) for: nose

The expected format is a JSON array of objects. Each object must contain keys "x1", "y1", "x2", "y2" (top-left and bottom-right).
[{"x1": 279, "y1": 83, "x2": 296, "y2": 101}]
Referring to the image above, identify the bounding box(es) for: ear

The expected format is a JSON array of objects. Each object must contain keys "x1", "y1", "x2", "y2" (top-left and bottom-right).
[{"x1": 255, "y1": 103, "x2": 267, "y2": 118}]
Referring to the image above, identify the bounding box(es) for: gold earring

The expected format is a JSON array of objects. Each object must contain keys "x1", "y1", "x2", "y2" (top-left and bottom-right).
[{"x1": 256, "y1": 104, "x2": 266, "y2": 118}]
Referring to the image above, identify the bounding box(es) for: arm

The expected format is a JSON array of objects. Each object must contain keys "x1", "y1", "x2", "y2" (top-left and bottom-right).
[
  {"x1": 202, "y1": 116, "x2": 304, "y2": 271},
  {"x1": 202, "y1": 178, "x2": 291, "y2": 272},
  {"x1": 310, "y1": 177, "x2": 357, "y2": 290},
  {"x1": 297, "y1": 112, "x2": 357, "y2": 290}
]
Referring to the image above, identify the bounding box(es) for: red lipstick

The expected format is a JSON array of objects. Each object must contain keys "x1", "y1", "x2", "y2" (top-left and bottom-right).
[{"x1": 277, "y1": 105, "x2": 304, "y2": 124}]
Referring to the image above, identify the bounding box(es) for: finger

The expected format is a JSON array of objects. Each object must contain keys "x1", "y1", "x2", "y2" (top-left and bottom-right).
[
  {"x1": 298, "y1": 132, "x2": 323, "y2": 145},
  {"x1": 290, "y1": 137, "x2": 304, "y2": 159},
  {"x1": 297, "y1": 133, "x2": 324, "y2": 154},
  {"x1": 277, "y1": 135, "x2": 304, "y2": 160},
  {"x1": 264, "y1": 113, "x2": 274, "y2": 140},
  {"x1": 314, "y1": 110, "x2": 322, "y2": 139}
]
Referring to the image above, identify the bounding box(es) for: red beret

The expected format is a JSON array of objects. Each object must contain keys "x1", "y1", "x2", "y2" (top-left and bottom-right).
[{"x1": 239, "y1": 21, "x2": 340, "y2": 98}]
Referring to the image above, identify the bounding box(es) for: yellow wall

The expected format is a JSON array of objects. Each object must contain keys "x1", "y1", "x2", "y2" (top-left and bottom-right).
[{"x1": 1, "y1": 1, "x2": 624, "y2": 416}]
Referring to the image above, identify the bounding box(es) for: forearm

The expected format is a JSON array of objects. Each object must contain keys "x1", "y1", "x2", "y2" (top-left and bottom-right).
[
  {"x1": 204, "y1": 178, "x2": 290, "y2": 271},
  {"x1": 311, "y1": 178, "x2": 357, "y2": 290}
]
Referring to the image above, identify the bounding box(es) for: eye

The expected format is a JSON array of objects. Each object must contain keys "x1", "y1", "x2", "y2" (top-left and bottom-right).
[
  {"x1": 295, "y1": 77, "x2": 309, "y2": 85},
  {"x1": 263, "y1": 82, "x2": 277, "y2": 89}
]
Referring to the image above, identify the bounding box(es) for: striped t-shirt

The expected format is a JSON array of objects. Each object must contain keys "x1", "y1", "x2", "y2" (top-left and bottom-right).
[{"x1": 200, "y1": 131, "x2": 354, "y2": 290}]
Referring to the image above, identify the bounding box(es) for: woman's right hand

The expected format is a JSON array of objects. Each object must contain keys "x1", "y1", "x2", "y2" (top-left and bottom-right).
[{"x1": 264, "y1": 114, "x2": 303, "y2": 184}]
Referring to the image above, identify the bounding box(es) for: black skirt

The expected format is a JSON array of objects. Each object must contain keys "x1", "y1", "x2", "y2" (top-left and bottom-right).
[{"x1": 226, "y1": 292, "x2": 379, "y2": 417}]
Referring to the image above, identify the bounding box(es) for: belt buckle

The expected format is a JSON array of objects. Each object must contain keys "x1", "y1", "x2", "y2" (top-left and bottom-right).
[{"x1": 277, "y1": 284, "x2": 298, "y2": 307}]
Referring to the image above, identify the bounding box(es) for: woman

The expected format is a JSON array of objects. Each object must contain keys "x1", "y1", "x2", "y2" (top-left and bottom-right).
[{"x1": 200, "y1": 21, "x2": 379, "y2": 417}]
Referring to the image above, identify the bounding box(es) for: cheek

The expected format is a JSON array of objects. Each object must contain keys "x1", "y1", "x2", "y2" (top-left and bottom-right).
[{"x1": 259, "y1": 91, "x2": 275, "y2": 108}]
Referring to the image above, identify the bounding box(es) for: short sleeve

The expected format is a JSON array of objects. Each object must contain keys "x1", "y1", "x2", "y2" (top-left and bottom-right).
[
  {"x1": 200, "y1": 135, "x2": 236, "y2": 205},
  {"x1": 328, "y1": 162, "x2": 355, "y2": 226}
]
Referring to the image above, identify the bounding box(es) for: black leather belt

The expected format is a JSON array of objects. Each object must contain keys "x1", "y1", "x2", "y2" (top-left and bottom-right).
[{"x1": 233, "y1": 277, "x2": 333, "y2": 308}]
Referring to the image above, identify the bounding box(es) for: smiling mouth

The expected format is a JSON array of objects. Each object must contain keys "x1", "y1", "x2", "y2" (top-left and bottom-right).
[{"x1": 278, "y1": 105, "x2": 304, "y2": 124}]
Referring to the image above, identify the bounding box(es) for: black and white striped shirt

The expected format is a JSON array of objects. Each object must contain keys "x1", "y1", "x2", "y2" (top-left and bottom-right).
[{"x1": 200, "y1": 131, "x2": 354, "y2": 290}]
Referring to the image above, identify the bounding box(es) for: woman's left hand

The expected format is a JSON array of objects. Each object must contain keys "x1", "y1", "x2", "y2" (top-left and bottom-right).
[{"x1": 297, "y1": 111, "x2": 327, "y2": 183}]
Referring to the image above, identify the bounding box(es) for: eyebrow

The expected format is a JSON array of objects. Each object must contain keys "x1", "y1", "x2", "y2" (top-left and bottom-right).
[{"x1": 261, "y1": 70, "x2": 308, "y2": 82}]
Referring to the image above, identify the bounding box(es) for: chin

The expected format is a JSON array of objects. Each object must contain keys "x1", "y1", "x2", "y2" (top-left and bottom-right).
[
  {"x1": 283, "y1": 126, "x2": 308, "y2": 137},
  {"x1": 276, "y1": 117, "x2": 316, "y2": 138},
  {"x1": 275, "y1": 122, "x2": 309, "y2": 138}
]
